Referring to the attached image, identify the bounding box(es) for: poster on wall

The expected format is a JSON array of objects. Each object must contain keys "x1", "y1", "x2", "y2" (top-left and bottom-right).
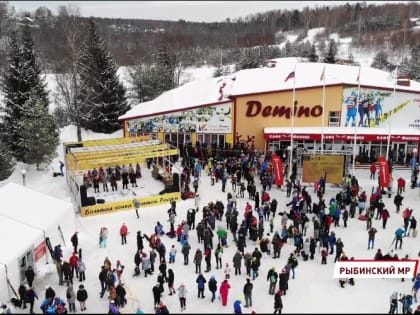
[
  {"x1": 340, "y1": 87, "x2": 420, "y2": 129},
  {"x1": 126, "y1": 103, "x2": 233, "y2": 134},
  {"x1": 302, "y1": 155, "x2": 344, "y2": 184}
]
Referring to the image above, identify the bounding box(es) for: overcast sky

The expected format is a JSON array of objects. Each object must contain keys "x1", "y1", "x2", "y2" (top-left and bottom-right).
[{"x1": 8, "y1": 1, "x2": 406, "y2": 23}]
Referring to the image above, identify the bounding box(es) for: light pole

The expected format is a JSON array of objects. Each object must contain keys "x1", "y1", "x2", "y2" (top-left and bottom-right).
[{"x1": 21, "y1": 169, "x2": 27, "y2": 186}]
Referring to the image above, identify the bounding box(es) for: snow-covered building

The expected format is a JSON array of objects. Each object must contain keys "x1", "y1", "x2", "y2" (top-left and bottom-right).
[{"x1": 119, "y1": 60, "x2": 420, "y2": 164}]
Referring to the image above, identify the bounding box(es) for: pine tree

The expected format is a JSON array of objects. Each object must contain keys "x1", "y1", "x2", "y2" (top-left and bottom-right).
[
  {"x1": 78, "y1": 19, "x2": 129, "y2": 133},
  {"x1": 1, "y1": 31, "x2": 24, "y2": 160},
  {"x1": 19, "y1": 93, "x2": 59, "y2": 169},
  {"x1": 371, "y1": 50, "x2": 389, "y2": 71},
  {"x1": 2, "y1": 24, "x2": 58, "y2": 163},
  {"x1": 323, "y1": 39, "x2": 337, "y2": 64},
  {"x1": 156, "y1": 45, "x2": 176, "y2": 92},
  {"x1": 0, "y1": 139, "x2": 14, "y2": 180},
  {"x1": 308, "y1": 43, "x2": 319, "y2": 62},
  {"x1": 408, "y1": 43, "x2": 420, "y2": 81}
]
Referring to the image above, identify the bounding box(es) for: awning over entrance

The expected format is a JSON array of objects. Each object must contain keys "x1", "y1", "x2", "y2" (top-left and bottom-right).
[{"x1": 264, "y1": 127, "x2": 420, "y2": 142}]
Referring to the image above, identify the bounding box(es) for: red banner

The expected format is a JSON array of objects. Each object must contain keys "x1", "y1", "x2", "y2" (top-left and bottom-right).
[
  {"x1": 34, "y1": 240, "x2": 46, "y2": 262},
  {"x1": 271, "y1": 153, "x2": 284, "y2": 186},
  {"x1": 378, "y1": 156, "x2": 390, "y2": 187}
]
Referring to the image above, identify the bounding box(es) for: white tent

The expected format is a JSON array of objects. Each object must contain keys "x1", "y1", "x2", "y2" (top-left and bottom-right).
[
  {"x1": 0, "y1": 216, "x2": 44, "y2": 303},
  {"x1": 0, "y1": 183, "x2": 76, "y2": 265}
]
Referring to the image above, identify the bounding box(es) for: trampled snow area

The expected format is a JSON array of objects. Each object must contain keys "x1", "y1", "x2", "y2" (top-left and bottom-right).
[
  {"x1": 1, "y1": 124, "x2": 420, "y2": 314},
  {"x1": 1, "y1": 35, "x2": 419, "y2": 313}
]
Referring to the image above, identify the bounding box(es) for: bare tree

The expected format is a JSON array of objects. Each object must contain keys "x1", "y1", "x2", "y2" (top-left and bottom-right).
[{"x1": 53, "y1": 5, "x2": 84, "y2": 141}]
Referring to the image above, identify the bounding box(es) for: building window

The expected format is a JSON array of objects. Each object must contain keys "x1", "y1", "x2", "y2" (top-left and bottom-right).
[{"x1": 328, "y1": 111, "x2": 341, "y2": 127}]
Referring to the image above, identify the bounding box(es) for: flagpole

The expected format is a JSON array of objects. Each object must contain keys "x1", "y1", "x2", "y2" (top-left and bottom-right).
[
  {"x1": 321, "y1": 65, "x2": 326, "y2": 154},
  {"x1": 352, "y1": 65, "x2": 361, "y2": 175},
  {"x1": 386, "y1": 65, "x2": 398, "y2": 161},
  {"x1": 289, "y1": 64, "x2": 296, "y2": 180}
]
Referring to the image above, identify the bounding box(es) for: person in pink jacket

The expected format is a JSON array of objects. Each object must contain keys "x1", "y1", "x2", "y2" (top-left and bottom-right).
[{"x1": 219, "y1": 279, "x2": 231, "y2": 306}]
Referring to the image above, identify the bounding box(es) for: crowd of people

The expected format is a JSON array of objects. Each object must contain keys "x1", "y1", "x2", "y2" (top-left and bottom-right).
[{"x1": 8, "y1": 150, "x2": 420, "y2": 314}]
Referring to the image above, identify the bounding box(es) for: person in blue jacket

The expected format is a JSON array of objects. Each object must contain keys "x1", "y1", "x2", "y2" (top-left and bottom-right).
[
  {"x1": 394, "y1": 227, "x2": 405, "y2": 250},
  {"x1": 233, "y1": 299, "x2": 243, "y2": 314},
  {"x1": 413, "y1": 273, "x2": 420, "y2": 303}
]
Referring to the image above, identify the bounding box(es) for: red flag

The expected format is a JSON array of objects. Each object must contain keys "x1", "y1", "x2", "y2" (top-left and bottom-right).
[
  {"x1": 378, "y1": 156, "x2": 390, "y2": 187},
  {"x1": 271, "y1": 153, "x2": 284, "y2": 186},
  {"x1": 284, "y1": 71, "x2": 295, "y2": 82}
]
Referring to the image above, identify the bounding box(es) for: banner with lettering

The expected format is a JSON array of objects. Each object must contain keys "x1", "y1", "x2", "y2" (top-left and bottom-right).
[
  {"x1": 271, "y1": 153, "x2": 284, "y2": 186},
  {"x1": 378, "y1": 156, "x2": 390, "y2": 187}
]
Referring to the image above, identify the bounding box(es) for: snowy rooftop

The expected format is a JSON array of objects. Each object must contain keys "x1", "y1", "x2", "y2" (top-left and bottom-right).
[
  {"x1": 0, "y1": 183, "x2": 73, "y2": 231},
  {"x1": 120, "y1": 59, "x2": 420, "y2": 121},
  {"x1": 118, "y1": 76, "x2": 232, "y2": 120}
]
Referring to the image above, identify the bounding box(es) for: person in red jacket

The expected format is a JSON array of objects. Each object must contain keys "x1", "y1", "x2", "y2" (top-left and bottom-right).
[
  {"x1": 120, "y1": 223, "x2": 128, "y2": 245},
  {"x1": 382, "y1": 208, "x2": 390, "y2": 229},
  {"x1": 69, "y1": 252, "x2": 79, "y2": 280},
  {"x1": 370, "y1": 163, "x2": 377, "y2": 180},
  {"x1": 397, "y1": 177, "x2": 406, "y2": 194},
  {"x1": 219, "y1": 279, "x2": 231, "y2": 306}
]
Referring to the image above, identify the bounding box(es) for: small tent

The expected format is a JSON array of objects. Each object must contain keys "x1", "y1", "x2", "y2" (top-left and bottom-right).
[
  {"x1": 0, "y1": 183, "x2": 76, "y2": 251},
  {"x1": 0, "y1": 183, "x2": 76, "y2": 302},
  {"x1": 0, "y1": 216, "x2": 44, "y2": 303}
]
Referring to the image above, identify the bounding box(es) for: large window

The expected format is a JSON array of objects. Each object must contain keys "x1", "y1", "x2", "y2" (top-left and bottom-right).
[{"x1": 328, "y1": 111, "x2": 341, "y2": 127}]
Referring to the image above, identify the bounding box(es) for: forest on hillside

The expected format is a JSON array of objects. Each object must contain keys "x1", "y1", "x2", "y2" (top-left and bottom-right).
[{"x1": 0, "y1": 1, "x2": 419, "y2": 71}]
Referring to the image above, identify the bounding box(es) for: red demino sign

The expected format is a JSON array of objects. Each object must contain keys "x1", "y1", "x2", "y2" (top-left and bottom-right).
[{"x1": 245, "y1": 100, "x2": 323, "y2": 118}]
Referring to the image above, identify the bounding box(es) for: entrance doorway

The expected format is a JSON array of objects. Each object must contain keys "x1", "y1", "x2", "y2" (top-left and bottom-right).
[
  {"x1": 392, "y1": 142, "x2": 406, "y2": 164},
  {"x1": 18, "y1": 248, "x2": 35, "y2": 282}
]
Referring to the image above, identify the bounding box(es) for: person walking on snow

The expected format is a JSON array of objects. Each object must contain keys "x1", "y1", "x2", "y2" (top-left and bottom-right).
[
  {"x1": 177, "y1": 282, "x2": 188, "y2": 311},
  {"x1": 120, "y1": 223, "x2": 128, "y2": 245},
  {"x1": 273, "y1": 289, "x2": 283, "y2": 314},
  {"x1": 219, "y1": 279, "x2": 231, "y2": 306},
  {"x1": 394, "y1": 227, "x2": 405, "y2": 250}
]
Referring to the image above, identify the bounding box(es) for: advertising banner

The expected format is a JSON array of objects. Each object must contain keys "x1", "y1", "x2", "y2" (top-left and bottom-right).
[
  {"x1": 81, "y1": 192, "x2": 181, "y2": 217},
  {"x1": 34, "y1": 240, "x2": 46, "y2": 262},
  {"x1": 378, "y1": 156, "x2": 390, "y2": 187},
  {"x1": 302, "y1": 155, "x2": 344, "y2": 184},
  {"x1": 126, "y1": 103, "x2": 233, "y2": 134},
  {"x1": 271, "y1": 153, "x2": 284, "y2": 186},
  {"x1": 341, "y1": 87, "x2": 420, "y2": 129}
]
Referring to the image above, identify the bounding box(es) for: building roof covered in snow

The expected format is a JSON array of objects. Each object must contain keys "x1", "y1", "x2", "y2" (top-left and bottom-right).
[
  {"x1": 119, "y1": 59, "x2": 420, "y2": 121},
  {"x1": 0, "y1": 183, "x2": 75, "y2": 246},
  {"x1": 118, "y1": 76, "x2": 232, "y2": 120}
]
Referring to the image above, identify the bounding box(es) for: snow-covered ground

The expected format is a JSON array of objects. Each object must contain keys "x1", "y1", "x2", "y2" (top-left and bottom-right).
[
  {"x1": 0, "y1": 33, "x2": 418, "y2": 313},
  {"x1": 1, "y1": 122, "x2": 420, "y2": 314}
]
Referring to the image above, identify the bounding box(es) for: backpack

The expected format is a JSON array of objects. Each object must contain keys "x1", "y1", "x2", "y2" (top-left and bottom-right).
[{"x1": 270, "y1": 274, "x2": 277, "y2": 283}]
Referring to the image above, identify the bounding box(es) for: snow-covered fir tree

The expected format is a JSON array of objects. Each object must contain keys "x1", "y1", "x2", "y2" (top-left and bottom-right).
[
  {"x1": 371, "y1": 50, "x2": 391, "y2": 71},
  {"x1": 399, "y1": 43, "x2": 420, "y2": 80},
  {"x1": 323, "y1": 39, "x2": 337, "y2": 64},
  {"x1": 77, "y1": 18, "x2": 129, "y2": 133},
  {"x1": 19, "y1": 92, "x2": 59, "y2": 169},
  {"x1": 0, "y1": 139, "x2": 14, "y2": 180},
  {"x1": 1, "y1": 24, "x2": 58, "y2": 164},
  {"x1": 308, "y1": 43, "x2": 319, "y2": 62}
]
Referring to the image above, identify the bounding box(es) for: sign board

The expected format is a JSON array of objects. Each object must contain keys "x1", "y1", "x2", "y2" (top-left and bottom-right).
[
  {"x1": 81, "y1": 192, "x2": 181, "y2": 217},
  {"x1": 302, "y1": 154, "x2": 344, "y2": 184}
]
